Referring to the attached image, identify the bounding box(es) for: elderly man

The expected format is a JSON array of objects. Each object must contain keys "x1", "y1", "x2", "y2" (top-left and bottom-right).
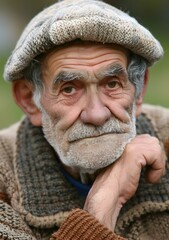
[{"x1": 1, "y1": 0, "x2": 169, "y2": 239}]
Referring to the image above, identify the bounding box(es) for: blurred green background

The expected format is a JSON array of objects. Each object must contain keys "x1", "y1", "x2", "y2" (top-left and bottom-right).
[{"x1": 0, "y1": 0, "x2": 169, "y2": 129}]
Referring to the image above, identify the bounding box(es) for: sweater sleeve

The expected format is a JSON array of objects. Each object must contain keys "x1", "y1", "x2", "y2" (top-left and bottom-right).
[
  {"x1": 0, "y1": 199, "x2": 36, "y2": 239},
  {"x1": 0, "y1": 130, "x2": 36, "y2": 240},
  {"x1": 51, "y1": 209, "x2": 126, "y2": 240}
]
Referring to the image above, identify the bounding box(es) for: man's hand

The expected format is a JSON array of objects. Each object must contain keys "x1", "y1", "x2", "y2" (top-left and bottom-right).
[{"x1": 84, "y1": 134, "x2": 165, "y2": 231}]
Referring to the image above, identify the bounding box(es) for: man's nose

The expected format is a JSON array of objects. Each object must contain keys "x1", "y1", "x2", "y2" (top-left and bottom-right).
[{"x1": 80, "y1": 93, "x2": 111, "y2": 126}]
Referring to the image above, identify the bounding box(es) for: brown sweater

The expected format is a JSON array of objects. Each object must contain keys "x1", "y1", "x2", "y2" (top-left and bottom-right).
[{"x1": 0, "y1": 104, "x2": 169, "y2": 240}]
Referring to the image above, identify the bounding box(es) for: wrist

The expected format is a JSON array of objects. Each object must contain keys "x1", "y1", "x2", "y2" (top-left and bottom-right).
[{"x1": 84, "y1": 197, "x2": 123, "y2": 231}]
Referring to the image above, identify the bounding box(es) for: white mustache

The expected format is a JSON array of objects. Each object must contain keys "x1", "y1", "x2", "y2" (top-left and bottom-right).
[{"x1": 68, "y1": 117, "x2": 132, "y2": 142}]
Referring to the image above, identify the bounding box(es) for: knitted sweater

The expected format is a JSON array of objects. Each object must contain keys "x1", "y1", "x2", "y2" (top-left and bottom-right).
[{"x1": 0, "y1": 104, "x2": 169, "y2": 240}]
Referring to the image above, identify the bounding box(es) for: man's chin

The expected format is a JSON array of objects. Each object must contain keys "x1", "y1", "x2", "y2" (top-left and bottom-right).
[{"x1": 61, "y1": 133, "x2": 133, "y2": 171}]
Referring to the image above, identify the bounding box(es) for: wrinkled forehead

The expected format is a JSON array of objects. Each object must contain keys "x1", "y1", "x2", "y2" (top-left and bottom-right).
[
  {"x1": 38, "y1": 41, "x2": 130, "y2": 85},
  {"x1": 40, "y1": 40, "x2": 131, "y2": 67}
]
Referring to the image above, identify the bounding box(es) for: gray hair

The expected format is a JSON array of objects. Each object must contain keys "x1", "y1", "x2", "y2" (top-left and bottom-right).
[
  {"x1": 23, "y1": 52, "x2": 147, "y2": 108},
  {"x1": 127, "y1": 54, "x2": 147, "y2": 98},
  {"x1": 23, "y1": 58, "x2": 44, "y2": 108}
]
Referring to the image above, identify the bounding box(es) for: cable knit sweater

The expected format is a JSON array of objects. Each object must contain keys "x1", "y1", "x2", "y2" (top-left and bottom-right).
[{"x1": 0, "y1": 104, "x2": 169, "y2": 240}]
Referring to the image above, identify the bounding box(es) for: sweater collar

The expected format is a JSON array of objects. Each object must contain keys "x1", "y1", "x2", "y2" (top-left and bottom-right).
[{"x1": 14, "y1": 117, "x2": 86, "y2": 227}]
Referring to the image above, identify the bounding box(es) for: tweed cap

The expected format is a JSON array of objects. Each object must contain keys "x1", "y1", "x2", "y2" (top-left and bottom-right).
[{"x1": 4, "y1": 0, "x2": 163, "y2": 81}]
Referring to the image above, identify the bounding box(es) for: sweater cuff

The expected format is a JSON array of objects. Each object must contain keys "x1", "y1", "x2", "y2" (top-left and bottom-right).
[{"x1": 51, "y1": 208, "x2": 125, "y2": 240}]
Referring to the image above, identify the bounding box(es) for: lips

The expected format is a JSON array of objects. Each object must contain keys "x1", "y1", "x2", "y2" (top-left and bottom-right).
[
  {"x1": 68, "y1": 131, "x2": 125, "y2": 142},
  {"x1": 67, "y1": 116, "x2": 131, "y2": 143}
]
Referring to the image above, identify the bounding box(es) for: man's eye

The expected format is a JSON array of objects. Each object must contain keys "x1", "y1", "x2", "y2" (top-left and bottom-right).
[
  {"x1": 107, "y1": 80, "x2": 118, "y2": 89},
  {"x1": 62, "y1": 86, "x2": 76, "y2": 94}
]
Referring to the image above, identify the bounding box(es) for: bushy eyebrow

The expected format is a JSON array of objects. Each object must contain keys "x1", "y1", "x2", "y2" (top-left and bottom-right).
[
  {"x1": 99, "y1": 64, "x2": 128, "y2": 81},
  {"x1": 52, "y1": 64, "x2": 128, "y2": 86},
  {"x1": 52, "y1": 71, "x2": 85, "y2": 85}
]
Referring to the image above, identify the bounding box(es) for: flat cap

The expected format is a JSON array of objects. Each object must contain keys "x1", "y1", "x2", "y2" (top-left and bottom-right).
[{"x1": 4, "y1": 0, "x2": 164, "y2": 81}]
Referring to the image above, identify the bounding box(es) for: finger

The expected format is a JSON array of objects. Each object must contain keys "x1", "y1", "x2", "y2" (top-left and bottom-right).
[
  {"x1": 130, "y1": 134, "x2": 158, "y2": 144},
  {"x1": 145, "y1": 153, "x2": 166, "y2": 183},
  {"x1": 145, "y1": 166, "x2": 165, "y2": 183}
]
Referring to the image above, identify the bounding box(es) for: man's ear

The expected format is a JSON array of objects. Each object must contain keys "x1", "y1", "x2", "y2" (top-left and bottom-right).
[
  {"x1": 136, "y1": 69, "x2": 149, "y2": 117},
  {"x1": 12, "y1": 78, "x2": 42, "y2": 126}
]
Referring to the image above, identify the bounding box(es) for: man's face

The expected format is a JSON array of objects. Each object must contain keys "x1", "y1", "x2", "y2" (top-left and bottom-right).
[{"x1": 39, "y1": 42, "x2": 136, "y2": 172}]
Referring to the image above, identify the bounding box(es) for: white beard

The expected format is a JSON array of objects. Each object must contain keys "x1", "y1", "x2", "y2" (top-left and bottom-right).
[{"x1": 41, "y1": 103, "x2": 136, "y2": 177}]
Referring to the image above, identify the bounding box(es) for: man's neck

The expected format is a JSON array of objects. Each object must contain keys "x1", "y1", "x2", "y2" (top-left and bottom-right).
[{"x1": 61, "y1": 164, "x2": 100, "y2": 184}]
